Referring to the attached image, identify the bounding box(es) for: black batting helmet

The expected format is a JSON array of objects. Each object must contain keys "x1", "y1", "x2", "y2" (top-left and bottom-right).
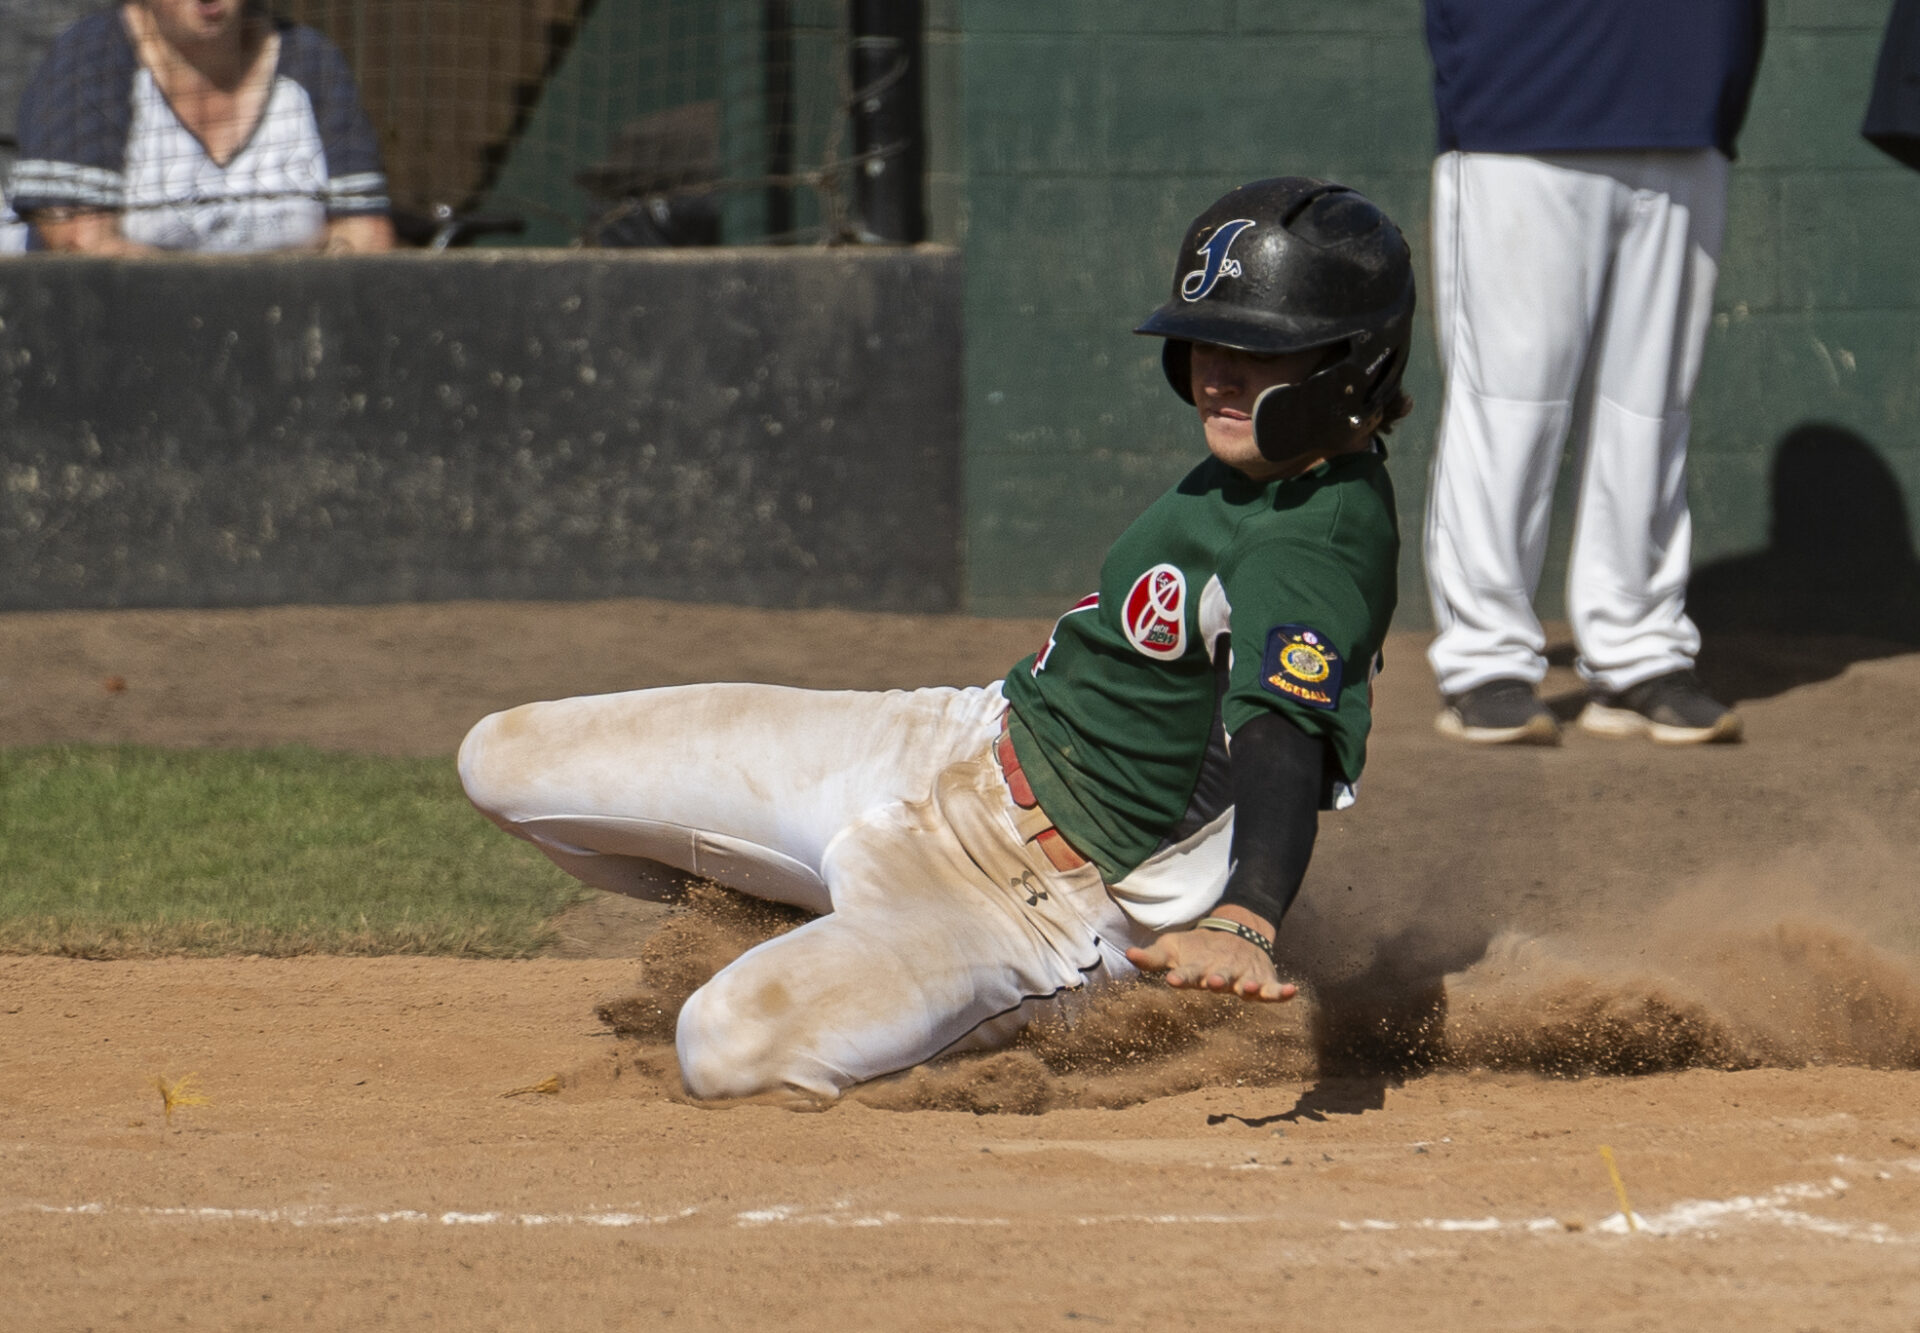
[{"x1": 1135, "y1": 177, "x2": 1415, "y2": 463}]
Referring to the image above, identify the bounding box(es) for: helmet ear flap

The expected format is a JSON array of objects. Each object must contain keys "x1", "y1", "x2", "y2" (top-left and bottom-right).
[
  {"x1": 1161, "y1": 338, "x2": 1195, "y2": 405},
  {"x1": 1251, "y1": 360, "x2": 1365, "y2": 464}
]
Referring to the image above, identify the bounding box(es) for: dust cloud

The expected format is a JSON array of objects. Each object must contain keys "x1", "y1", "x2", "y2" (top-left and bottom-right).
[
  {"x1": 593, "y1": 882, "x2": 811, "y2": 1044},
  {"x1": 591, "y1": 870, "x2": 1920, "y2": 1113},
  {"x1": 1441, "y1": 840, "x2": 1920, "y2": 1076}
]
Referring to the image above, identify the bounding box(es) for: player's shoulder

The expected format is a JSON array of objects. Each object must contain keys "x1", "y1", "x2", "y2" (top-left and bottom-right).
[
  {"x1": 1123, "y1": 456, "x2": 1243, "y2": 535},
  {"x1": 1262, "y1": 448, "x2": 1395, "y2": 534},
  {"x1": 1328, "y1": 445, "x2": 1399, "y2": 526},
  {"x1": 1169, "y1": 455, "x2": 1237, "y2": 498},
  {"x1": 1227, "y1": 468, "x2": 1397, "y2": 592}
]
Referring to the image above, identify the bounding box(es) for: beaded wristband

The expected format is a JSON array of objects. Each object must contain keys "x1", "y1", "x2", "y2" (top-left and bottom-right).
[{"x1": 1195, "y1": 916, "x2": 1275, "y2": 960}]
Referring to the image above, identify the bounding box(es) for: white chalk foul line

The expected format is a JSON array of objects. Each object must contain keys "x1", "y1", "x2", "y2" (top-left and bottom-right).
[
  {"x1": 1592, "y1": 1177, "x2": 1909, "y2": 1244},
  {"x1": 4, "y1": 1200, "x2": 1005, "y2": 1230},
  {"x1": 1336, "y1": 1176, "x2": 1916, "y2": 1246},
  {"x1": 5, "y1": 1174, "x2": 1914, "y2": 1242},
  {"x1": 734, "y1": 1202, "x2": 1007, "y2": 1228},
  {"x1": 7, "y1": 1202, "x2": 701, "y2": 1229}
]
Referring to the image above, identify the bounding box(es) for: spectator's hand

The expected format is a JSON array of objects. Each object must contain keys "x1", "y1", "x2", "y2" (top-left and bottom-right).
[
  {"x1": 323, "y1": 215, "x2": 396, "y2": 253},
  {"x1": 34, "y1": 210, "x2": 157, "y2": 255}
]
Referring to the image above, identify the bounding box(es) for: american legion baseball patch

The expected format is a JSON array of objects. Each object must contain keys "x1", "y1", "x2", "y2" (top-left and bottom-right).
[{"x1": 1260, "y1": 624, "x2": 1342, "y2": 710}]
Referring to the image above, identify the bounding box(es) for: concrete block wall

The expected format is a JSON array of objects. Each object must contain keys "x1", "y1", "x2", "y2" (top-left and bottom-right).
[
  {"x1": 7, "y1": 3, "x2": 1917, "y2": 630},
  {"x1": 946, "y1": 0, "x2": 1920, "y2": 629},
  {"x1": 946, "y1": 0, "x2": 1439, "y2": 617},
  {"x1": 1693, "y1": 1, "x2": 1920, "y2": 560},
  {"x1": 0, "y1": 249, "x2": 963, "y2": 613}
]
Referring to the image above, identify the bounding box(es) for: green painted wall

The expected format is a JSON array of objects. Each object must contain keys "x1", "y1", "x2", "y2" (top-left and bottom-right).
[
  {"x1": 945, "y1": 0, "x2": 1920, "y2": 625},
  {"x1": 479, "y1": 0, "x2": 849, "y2": 245},
  {"x1": 1693, "y1": 1, "x2": 1920, "y2": 569},
  {"x1": 480, "y1": 0, "x2": 719, "y2": 245}
]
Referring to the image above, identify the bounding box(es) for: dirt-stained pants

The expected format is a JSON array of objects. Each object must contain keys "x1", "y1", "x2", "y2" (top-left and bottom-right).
[{"x1": 457, "y1": 683, "x2": 1152, "y2": 1101}]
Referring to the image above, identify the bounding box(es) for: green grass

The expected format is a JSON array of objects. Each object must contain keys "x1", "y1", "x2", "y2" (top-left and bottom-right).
[{"x1": 0, "y1": 745, "x2": 593, "y2": 958}]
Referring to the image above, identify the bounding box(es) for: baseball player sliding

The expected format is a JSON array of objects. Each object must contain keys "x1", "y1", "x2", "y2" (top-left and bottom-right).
[{"x1": 459, "y1": 178, "x2": 1412, "y2": 1103}]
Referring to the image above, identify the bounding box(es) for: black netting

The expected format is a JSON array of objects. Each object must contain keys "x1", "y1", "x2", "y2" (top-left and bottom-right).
[{"x1": 3, "y1": 0, "x2": 912, "y2": 250}]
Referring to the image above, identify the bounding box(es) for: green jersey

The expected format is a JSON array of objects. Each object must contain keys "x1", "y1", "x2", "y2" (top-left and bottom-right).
[{"x1": 1002, "y1": 447, "x2": 1399, "y2": 883}]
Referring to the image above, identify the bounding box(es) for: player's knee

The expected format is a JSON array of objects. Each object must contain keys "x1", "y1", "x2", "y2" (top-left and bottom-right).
[
  {"x1": 456, "y1": 704, "x2": 546, "y2": 824},
  {"x1": 676, "y1": 974, "x2": 844, "y2": 1104}
]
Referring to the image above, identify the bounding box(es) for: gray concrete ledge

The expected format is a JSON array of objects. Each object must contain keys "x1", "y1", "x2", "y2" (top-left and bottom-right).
[{"x1": 0, "y1": 247, "x2": 963, "y2": 613}]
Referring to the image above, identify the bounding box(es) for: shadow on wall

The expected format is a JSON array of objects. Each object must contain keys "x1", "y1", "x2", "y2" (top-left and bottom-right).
[{"x1": 1690, "y1": 422, "x2": 1920, "y2": 702}]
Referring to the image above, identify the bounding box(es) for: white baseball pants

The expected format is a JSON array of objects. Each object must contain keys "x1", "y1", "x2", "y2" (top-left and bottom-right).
[
  {"x1": 1424, "y1": 149, "x2": 1729, "y2": 696},
  {"x1": 458, "y1": 682, "x2": 1159, "y2": 1103}
]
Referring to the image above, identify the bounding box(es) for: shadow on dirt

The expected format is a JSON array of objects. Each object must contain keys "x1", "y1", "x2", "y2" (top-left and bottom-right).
[
  {"x1": 1197, "y1": 952, "x2": 1459, "y2": 1126},
  {"x1": 1207, "y1": 1076, "x2": 1395, "y2": 1127}
]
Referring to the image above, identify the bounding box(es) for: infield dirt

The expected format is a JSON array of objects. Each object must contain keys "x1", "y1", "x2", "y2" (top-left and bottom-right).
[{"x1": 4, "y1": 598, "x2": 1919, "y2": 1329}]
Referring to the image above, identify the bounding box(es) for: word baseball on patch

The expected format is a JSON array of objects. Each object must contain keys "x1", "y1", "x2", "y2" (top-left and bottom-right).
[{"x1": 1260, "y1": 624, "x2": 1342, "y2": 709}]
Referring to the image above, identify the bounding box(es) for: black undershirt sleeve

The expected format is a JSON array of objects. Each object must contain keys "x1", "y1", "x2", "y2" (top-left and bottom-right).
[{"x1": 1215, "y1": 709, "x2": 1325, "y2": 929}]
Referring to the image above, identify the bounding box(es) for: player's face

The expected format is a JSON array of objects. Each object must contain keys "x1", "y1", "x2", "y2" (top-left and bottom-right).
[
  {"x1": 142, "y1": 0, "x2": 246, "y2": 48},
  {"x1": 1191, "y1": 342, "x2": 1326, "y2": 479}
]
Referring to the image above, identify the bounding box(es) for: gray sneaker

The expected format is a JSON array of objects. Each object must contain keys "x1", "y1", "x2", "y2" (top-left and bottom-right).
[
  {"x1": 1435, "y1": 678, "x2": 1560, "y2": 745},
  {"x1": 1578, "y1": 670, "x2": 1742, "y2": 744}
]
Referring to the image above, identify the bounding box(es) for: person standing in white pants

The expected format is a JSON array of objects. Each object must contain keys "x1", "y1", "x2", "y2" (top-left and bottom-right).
[{"x1": 1422, "y1": 0, "x2": 1765, "y2": 745}]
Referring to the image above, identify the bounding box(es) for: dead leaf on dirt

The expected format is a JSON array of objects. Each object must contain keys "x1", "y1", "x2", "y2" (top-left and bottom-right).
[{"x1": 154, "y1": 1073, "x2": 209, "y2": 1124}]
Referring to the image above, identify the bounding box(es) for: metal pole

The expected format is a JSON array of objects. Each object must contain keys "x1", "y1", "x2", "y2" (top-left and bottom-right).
[
  {"x1": 764, "y1": 0, "x2": 795, "y2": 241},
  {"x1": 848, "y1": 0, "x2": 924, "y2": 244}
]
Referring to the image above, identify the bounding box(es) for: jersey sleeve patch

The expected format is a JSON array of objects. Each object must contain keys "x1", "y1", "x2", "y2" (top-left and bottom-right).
[
  {"x1": 1121, "y1": 563, "x2": 1189, "y2": 660},
  {"x1": 1260, "y1": 624, "x2": 1343, "y2": 710}
]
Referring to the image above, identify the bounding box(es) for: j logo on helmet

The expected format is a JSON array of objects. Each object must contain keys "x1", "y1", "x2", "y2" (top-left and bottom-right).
[{"x1": 1180, "y1": 218, "x2": 1257, "y2": 302}]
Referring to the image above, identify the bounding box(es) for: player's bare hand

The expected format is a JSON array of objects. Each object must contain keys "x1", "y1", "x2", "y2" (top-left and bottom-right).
[{"x1": 1126, "y1": 915, "x2": 1296, "y2": 1003}]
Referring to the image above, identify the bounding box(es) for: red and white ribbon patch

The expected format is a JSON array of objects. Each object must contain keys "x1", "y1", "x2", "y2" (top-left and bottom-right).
[{"x1": 1122, "y1": 563, "x2": 1188, "y2": 660}]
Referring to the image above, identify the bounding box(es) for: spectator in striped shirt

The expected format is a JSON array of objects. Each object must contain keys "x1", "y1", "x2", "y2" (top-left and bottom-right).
[{"x1": 10, "y1": 0, "x2": 393, "y2": 253}]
